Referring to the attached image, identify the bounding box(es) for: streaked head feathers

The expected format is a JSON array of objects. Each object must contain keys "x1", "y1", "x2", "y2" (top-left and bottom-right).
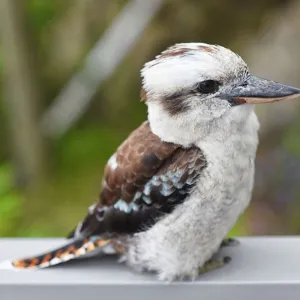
[{"x1": 141, "y1": 43, "x2": 249, "y2": 102}]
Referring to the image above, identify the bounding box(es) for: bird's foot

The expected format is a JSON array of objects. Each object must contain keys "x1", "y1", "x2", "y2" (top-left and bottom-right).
[
  {"x1": 198, "y1": 256, "x2": 231, "y2": 275},
  {"x1": 220, "y1": 238, "x2": 239, "y2": 248}
]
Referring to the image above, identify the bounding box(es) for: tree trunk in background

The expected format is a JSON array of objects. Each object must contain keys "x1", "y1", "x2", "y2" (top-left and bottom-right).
[{"x1": 0, "y1": 0, "x2": 47, "y2": 188}]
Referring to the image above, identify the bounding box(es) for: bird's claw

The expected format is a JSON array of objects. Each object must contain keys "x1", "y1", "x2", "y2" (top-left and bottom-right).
[
  {"x1": 220, "y1": 238, "x2": 240, "y2": 247},
  {"x1": 198, "y1": 256, "x2": 231, "y2": 274}
]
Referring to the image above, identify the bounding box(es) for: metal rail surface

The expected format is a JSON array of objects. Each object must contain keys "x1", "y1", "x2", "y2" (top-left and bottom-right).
[{"x1": 0, "y1": 237, "x2": 299, "y2": 300}]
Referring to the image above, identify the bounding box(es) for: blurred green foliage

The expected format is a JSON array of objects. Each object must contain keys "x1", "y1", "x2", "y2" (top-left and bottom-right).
[{"x1": 0, "y1": 163, "x2": 24, "y2": 235}]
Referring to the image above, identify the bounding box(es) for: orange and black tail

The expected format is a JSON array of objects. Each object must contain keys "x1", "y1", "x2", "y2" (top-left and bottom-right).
[{"x1": 0, "y1": 236, "x2": 115, "y2": 270}]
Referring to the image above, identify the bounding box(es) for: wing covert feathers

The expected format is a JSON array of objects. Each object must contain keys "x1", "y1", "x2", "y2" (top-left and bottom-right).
[{"x1": 73, "y1": 121, "x2": 206, "y2": 237}]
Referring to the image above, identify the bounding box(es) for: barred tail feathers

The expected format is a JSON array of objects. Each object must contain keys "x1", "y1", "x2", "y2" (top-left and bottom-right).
[{"x1": 0, "y1": 237, "x2": 112, "y2": 270}]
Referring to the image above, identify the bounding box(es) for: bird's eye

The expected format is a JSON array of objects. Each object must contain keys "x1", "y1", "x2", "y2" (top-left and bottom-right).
[{"x1": 197, "y1": 80, "x2": 220, "y2": 94}]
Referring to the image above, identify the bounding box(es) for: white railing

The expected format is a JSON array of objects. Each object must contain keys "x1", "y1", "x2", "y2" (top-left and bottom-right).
[{"x1": 1, "y1": 237, "x2": 300, "y2": 299}]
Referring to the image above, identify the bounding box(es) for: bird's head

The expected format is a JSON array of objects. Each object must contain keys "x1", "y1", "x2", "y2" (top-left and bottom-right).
[{"x1": 141, "y1": 43, "x2": 300, "y2": 144}]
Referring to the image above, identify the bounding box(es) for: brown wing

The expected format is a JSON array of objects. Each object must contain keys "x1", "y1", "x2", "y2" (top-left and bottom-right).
[{"x1": 69, "y1": 121, "x2": 206, "y2": 238}]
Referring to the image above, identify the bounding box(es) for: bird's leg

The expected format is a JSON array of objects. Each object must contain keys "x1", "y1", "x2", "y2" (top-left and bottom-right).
[
  {"x1": 198, "y1": 256, "x2": 231, "y2": 275},
  {"x1": 197, "y1": 238, "x2": 238, "y2": 275},
  {"x1": 220, "y1": 237, "x2": 239, "y2": 247}
]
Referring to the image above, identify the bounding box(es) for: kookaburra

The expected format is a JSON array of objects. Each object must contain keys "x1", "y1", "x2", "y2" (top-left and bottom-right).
[{"x1": 2, "y1": 43, "x2": 300, "y2": 281}]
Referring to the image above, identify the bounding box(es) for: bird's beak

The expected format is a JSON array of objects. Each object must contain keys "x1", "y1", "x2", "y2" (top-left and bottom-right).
[{"x1": 227, "y1": 75, "x2": 300, "y2": 105}]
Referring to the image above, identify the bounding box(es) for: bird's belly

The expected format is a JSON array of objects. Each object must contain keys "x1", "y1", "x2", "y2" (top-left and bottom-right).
[{"x1": 193, "y1": 153, "x2": 254, "y2": 237}]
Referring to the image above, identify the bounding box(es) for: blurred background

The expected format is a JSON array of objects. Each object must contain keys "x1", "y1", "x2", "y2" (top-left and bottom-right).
[{"x1": 1, "y1": 0, "x2": 300, "y2": 238}]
